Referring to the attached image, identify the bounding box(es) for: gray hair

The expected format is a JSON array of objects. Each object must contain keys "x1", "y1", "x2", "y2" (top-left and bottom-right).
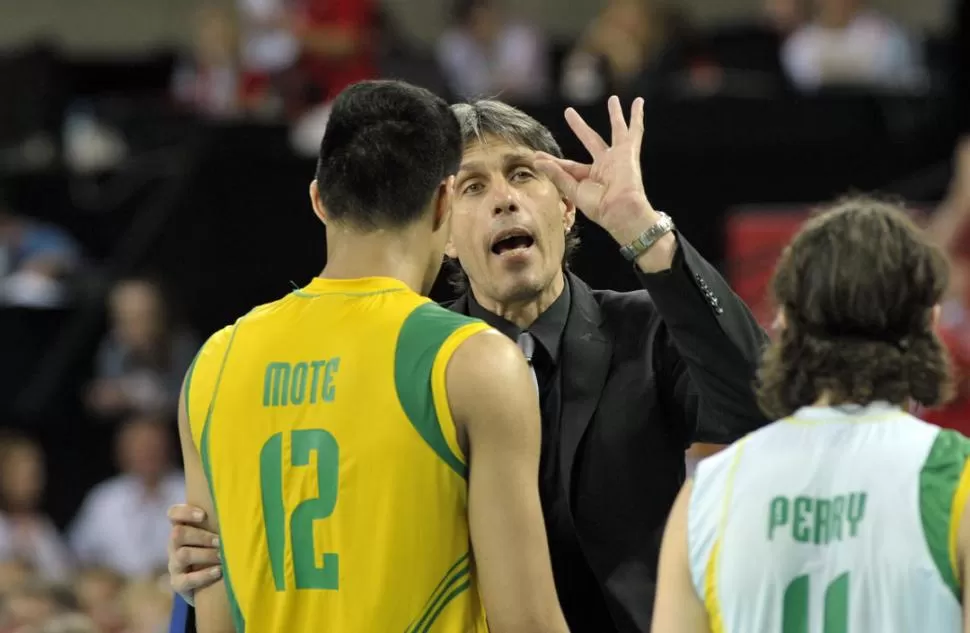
[
  {"x1": 450, "y1": 100, "x2": 564, "y2": 159},
  {"x1": 446, "y1": 100, "x2": 579, "y2": 294}
]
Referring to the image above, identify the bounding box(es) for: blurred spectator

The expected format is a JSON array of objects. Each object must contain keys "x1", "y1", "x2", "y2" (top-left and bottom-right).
[
  {"x1": 121, "y1": 580, "x2": 171, "y2": 633},
  {"x1": 782, "y1": 0, "x2": 926, "y2": 92},
  {"x1": 85, "y1": 278, "x2": 198, "y2": 422},
  {"x1": 764, "y1": 0, "x2": 809, "y2": 35},
  {"x1": 73, "y1": 568, "x2": 125, "y2": 633},
  {"x1": 0, "y1": 208, "x2": 80, "y2": 309},
  {"x1": 0, "y1": 559, "x2": 33, "y2": 597},
  {"x1": 0, "y1": 435, "x2": 72, "y2": 584},
  {"x1": 373, "y1": 8, "x2": 451, "y2": 99},
  {"x1": 0, "y1": 580, "x2": 76, "y2": 633},
  {"x1": 32, "y1": 612, "x2": 100, "y2": 633},
  {"x1": 236, "y1": 0, "x2": 299, "y2": 115},
  {"x1": 172, "y1": 4, "x2": 242, "y2": 120},
  {"x1": 294, "y1": 0, "x2": 377, "y2": 106},
  {"x1": 436, "y1": 0, "x2": 550, "y2": 103},
  {"x1": 68, "y1": 419, "x2": 184, "y2": 578},
  {"x1": 561, "y1": 0, "x2": 671, "y2": 103}
]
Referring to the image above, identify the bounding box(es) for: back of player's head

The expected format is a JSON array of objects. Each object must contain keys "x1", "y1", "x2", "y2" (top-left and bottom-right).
[
  {"x1": 314, "y1": 80, "x2": 462, "y2": 231},
  {"x1": 757, "y1": 197, "x2": 954, "y2": 418}
]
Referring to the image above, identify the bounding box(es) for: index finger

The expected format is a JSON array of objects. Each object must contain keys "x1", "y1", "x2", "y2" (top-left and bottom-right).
[
  {"x1": 564, "y1": 107, "x2": 608, "y2": 159},
  {"x1": 168, "y1": 504, "x2": 207, "y2": 525}
]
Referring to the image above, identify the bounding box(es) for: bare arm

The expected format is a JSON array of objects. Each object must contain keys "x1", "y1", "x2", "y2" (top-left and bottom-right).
[
  {"x1": 928, "y1": 137, "x2": 970, "y2": 253},
  {"x1": 651, "y1": 480, "x2": 711, "y2": 633},
  {"x1": 177, "y1": 382, "x2": 235, "y2": 633},
  {"x1": 447, "y1": 330, "x2": 569, "y2": 633}
]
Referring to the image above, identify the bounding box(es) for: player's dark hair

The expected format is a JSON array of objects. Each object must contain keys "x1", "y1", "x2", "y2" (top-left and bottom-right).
[
  {"x1": 756, "y1": 197, "x2": 954, "y2": 419},
  {"x1": 447, "y1": 100, "x2": 580, "y2": 293},
  {"x1": 315, "y1": 80, "x2": 462, "y2": 230}
]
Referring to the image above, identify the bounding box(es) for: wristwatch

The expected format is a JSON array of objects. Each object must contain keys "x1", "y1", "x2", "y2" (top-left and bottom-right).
[{"x1": 619, "y1": 212, "x2": 675, "y2": 261}]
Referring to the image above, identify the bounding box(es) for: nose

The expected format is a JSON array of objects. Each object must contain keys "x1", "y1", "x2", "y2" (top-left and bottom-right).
[{"x1": 490, "y1": 181, "x2": 519, "y2": 216}]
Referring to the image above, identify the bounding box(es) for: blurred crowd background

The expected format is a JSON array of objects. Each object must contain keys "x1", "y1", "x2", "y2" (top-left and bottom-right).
[{"x1": 0, "y1": 0, "x2": 969, "y2": 631}]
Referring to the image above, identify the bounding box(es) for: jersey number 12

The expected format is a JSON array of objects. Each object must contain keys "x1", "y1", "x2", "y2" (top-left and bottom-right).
[
  {"x1": 782, "y1": 572, "x2": 849, "y2": 633},
  {"x1": 258, "y1": 429, "x2": 340, "y2": 591}
]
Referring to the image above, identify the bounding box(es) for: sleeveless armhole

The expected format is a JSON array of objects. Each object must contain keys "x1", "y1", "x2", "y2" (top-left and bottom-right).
[
  {"x1": 689, "y1": 437, "x2": 749, "y2": 633},
  {"x1": 919, "y1": 429, "x2": 970, "y2": 600},
  {"x1": 184, "y1": 325, "x2": 235, "y2": 451},
  {"x1": 395, "y1": 302, "x2": 490, "y2": 480},
  {"x1": 430, "y1": 323, "x2": 492, "y2": 468}
]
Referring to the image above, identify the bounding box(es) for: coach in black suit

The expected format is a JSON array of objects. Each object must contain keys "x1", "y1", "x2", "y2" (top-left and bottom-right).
[
  {"x1": 166, "y1": 97, "x2": 768, "y2": 633},
  {"x1": 441, "y1": 97, "x2": 768, "y2": 633}
]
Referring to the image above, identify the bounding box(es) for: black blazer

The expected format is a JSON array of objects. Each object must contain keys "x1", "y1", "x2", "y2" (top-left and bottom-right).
[{"x1": 448, "y1": 235, "x2": 769, "y2": 632}]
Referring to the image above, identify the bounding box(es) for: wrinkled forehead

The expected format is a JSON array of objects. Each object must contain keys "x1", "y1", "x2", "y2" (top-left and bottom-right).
[{"x1": 459, "y1": 136, "x2": 536, "y2": 175}]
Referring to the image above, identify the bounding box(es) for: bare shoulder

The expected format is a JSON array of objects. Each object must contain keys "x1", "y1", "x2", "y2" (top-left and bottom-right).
[{"x1": 445, "y1": 329, "x2": 533, "y2": 423}]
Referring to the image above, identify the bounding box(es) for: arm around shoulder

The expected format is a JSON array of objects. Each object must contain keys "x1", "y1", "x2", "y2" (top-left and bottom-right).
[{"x1": 447, "y1": 330, "x2": 569, "y2": 633}]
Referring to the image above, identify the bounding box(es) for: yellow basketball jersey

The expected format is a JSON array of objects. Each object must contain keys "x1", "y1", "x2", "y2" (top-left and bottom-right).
[{"x1": 185, "y1": 276, "x2": 492, "y2": 632}]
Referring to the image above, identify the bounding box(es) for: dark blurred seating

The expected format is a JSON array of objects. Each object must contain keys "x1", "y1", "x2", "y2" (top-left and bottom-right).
[
  {"x1": 0, "y1": 307, "x2": 72, "y2": 422},
  {"x1": 0, "y1": 46, "x2": 65, "y2": 167}
]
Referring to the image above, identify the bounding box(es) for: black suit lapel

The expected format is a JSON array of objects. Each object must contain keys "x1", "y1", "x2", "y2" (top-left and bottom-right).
[{"x1": 559, "y1": 272, "x2": 612, "y2": 501}]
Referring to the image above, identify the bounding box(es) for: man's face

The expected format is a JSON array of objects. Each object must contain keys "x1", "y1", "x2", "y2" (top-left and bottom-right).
[
  {"x1": 446, "y1": 137, "x2": 574, "y2": 304},
  {"x1": 117, "y1": 419, "x2": 169, "y2": 482},
  {"x1": 110, "y1": 281, "x2": 164, "y2": 351},
  {"x1": 815, "y1": 0, "x2": 857, "y2": 22}
]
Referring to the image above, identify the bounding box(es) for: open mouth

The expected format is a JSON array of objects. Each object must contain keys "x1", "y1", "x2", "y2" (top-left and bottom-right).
[{"x1": 491, "y1": 231, "x2": 535, "y2": 255}]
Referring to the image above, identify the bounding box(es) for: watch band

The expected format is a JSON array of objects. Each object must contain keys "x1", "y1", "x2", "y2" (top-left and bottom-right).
[{"x1": 619, "y1": 212, "x2": 675, "y2": 261}]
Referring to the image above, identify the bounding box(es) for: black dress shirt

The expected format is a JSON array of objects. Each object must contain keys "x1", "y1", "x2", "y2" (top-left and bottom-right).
[{"x1": 468, "y1": 278, "x2": 614, "y2": 631}]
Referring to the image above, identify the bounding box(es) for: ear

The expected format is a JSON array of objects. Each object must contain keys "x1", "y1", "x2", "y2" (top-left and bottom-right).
[
  {"x1": 445, "y1": 235, "x2": 458, "y2": 260},
  {"x1": 432, "y1": 176, "x2": 455, "y2": 234},
  {"x1": 561, "y1": 195, "x2": 576, "y2": 234},
  {"x1": 309, "y1": 180, "x2": 327, "y2": 225},
  {"x1": 772, "y1": 307, "x2": 787, "y2": 333}
]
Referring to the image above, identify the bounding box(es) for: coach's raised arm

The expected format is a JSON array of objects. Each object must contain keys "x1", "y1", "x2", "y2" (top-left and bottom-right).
[{"x1": 536, "y1": 97, "x2": 769, "y2": 447}]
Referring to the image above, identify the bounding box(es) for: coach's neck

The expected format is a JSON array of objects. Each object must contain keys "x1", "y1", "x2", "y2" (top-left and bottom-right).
[{"x1": 471, "y1": 272, "x2": 565, "y2": 330}]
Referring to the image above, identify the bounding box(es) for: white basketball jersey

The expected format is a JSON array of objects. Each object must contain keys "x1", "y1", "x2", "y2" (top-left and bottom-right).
[{"x1": 689, "y1": 402, "x2": 970, "y2": 633}]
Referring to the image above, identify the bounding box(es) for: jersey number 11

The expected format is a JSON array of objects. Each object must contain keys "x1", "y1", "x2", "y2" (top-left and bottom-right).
[
  {"x1": 259, "y1": 429, "x2": 340, "y2": 591},
  {"x1": 782, "y1": 571, "x2": 849, "y2": 633}
]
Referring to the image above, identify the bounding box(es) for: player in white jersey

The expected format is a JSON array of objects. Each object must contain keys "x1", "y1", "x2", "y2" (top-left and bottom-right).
[{"x1": 652, "y1": 197, "x2": 970, "y2": 633}]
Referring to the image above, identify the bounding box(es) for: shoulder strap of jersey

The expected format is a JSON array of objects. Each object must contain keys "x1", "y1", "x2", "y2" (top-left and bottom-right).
[
  {"x1": 918, "y1": 428, "x2": 970, "y2": 599},
  {"x1": 394, "y1": 301, "x2": 491, "y2": 480},
  {"x1": 183, "y1": 324, "x2": 237, "y2": 451},
  {"x1": 688, "y1": 436, "x2": 750, "y2": 631}
]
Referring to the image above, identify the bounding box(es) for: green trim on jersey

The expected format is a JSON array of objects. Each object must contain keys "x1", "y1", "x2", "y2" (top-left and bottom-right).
[
  {"x1": 199, "y1": 320, "x2": 247, "y2": 632},
  {"x1": 405, "y1": 552, "x2": 471, "y2": 633},
  {"x1": 919, "y1": 429, "x2": 970, "y2": 600},
  {"x1": 182, "y1": 347, "x2": 203, "y2": 434},
  {"x1": 395, "y1": 302, "x2": 483, "y2": 479}
]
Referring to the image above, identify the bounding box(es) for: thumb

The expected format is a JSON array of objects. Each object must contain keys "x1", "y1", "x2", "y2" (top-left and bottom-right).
[{"x1": 535, "y1": 157, "x2": 579, "y2": 200}]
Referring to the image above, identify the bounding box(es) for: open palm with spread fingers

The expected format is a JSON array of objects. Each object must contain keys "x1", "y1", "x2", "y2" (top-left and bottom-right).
[{"x1": 535, "y1": 95, "x2": 659, "y2": 245}]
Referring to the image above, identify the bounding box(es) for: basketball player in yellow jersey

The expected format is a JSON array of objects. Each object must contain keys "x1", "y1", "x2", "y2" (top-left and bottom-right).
[{"x1": 177, "y1": 80, "x2": 570, "y2": 633}]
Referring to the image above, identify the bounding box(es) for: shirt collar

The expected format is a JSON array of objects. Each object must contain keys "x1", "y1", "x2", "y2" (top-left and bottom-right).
[{"x1": 467, "y1": 275, "x2": 571, "y2": 364}]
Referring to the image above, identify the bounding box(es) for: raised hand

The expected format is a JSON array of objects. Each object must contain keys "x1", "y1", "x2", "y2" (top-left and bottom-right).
[{"x1": 535, "y1": 95, "x2": 658, "y2": 245}]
